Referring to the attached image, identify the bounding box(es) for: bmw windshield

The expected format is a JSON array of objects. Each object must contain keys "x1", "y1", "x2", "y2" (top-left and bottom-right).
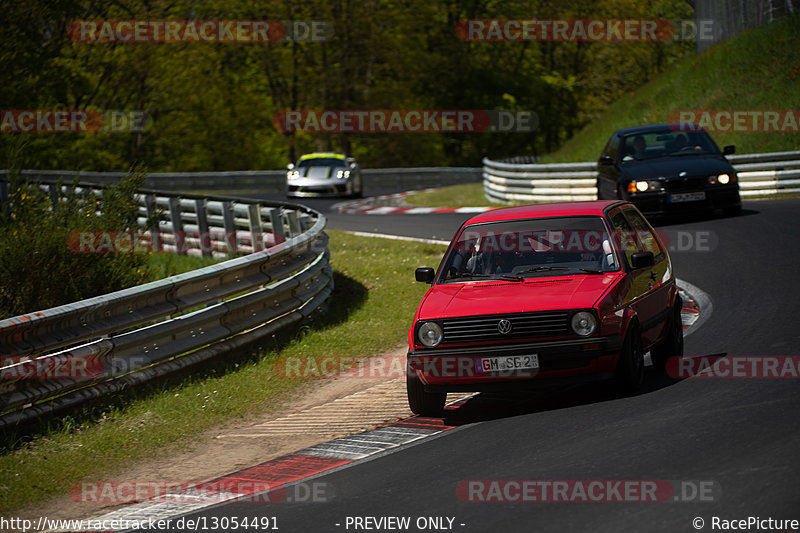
[{"x1": 620, "y1": 130, "x2": 721, "y2": 163}]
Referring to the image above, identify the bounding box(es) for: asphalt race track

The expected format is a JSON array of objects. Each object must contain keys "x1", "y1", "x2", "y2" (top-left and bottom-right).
[{"x1": 160, "y1": 197, "x2": 800, "y2": 532}]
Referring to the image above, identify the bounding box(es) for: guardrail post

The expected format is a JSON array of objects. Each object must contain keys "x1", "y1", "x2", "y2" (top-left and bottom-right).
[
  {"x1": 269, "y1": 208, "x2": 285, "y2": 247},
  {"x1": 48, "y1": 183, "x2": 60, "y2": 209},
  {"x1": 299, "y1": 214, "x2": 311, "y2": 232},
  {"x1": 222, "y1": 201, "x2": 237, "y2": 254},
  {"x1": 287, "y1": 210, "x2": 301, "y2": 237},
  {"x1": 247, "y1": 203, "x2": 264, "y2": 251},
  {"x1": 145, "y1": 194, "x2": 162, "y2": 252},
  {"x1": 0, "y1": 179, "x2": 9, "y2": 213},
  {"x1": 168, "y1": 197, "x2": 187, "y2": 255},
  {"x1": 195, "y1": 198, "x2": 212, "y2": 257}
]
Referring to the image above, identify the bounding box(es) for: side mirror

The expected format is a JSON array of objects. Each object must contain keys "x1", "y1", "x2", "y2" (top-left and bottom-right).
[
  {"x1": 415, "y1": 267, "x2": 435, "y2": 283},
  {"x1": 349, "y1": 162, "x2": 357, "y2": 169},
  {"x1": 287, "y1": 163, "x2": 295, "y2": 170},
  {"x1": 630, "y1": 251, "x2": 655, "y2": 269},
  {"x1": 598, "y1": 155, "x2": 614, "y2": 166},
  {"x1": 723, "y1": 145, "x2": 735, "y2": 155}
]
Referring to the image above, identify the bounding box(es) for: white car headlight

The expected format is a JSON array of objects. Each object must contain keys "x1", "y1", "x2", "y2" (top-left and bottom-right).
[
  {"x1": 709, "y1": 173, "x2": 731, "y2": 185},
  {"x1": 571, "y1": 311, "x2": 597, "y2": 337},
  {"x1": 418, "y1": 322, "x2": 443, "y2": 347}
]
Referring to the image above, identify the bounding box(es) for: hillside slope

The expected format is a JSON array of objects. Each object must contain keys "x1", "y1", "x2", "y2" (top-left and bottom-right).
[{"x1": 547, "y1": 14, "x2": 800, "y2": 162}]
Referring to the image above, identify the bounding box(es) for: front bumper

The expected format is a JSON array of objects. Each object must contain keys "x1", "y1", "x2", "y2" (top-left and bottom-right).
[
  {"x1": 287, "y1": 179, "x2": 350, "y2": 197},
  {"x1": 626, "y1": 185, "x2": 740, "y2": 216},
  {"x1": 408, "y1": 335, "x2": 623, "y2": 392}
]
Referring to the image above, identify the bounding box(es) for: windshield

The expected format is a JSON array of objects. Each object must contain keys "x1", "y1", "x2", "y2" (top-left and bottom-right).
[
  {"x1": 620, "y1": 130, "x2": 720, "y2": 162},
  {"x1": 297, "y1": 157, "x2": 345, "y2": 168},
  {"x1": 438, "y1": 216, "x2": 620, "y2": 283}
]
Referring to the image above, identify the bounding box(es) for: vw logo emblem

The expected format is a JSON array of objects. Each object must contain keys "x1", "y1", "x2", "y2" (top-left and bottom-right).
[{"x1": 497, "y1": 319, "x2": 513, "y2": 335}]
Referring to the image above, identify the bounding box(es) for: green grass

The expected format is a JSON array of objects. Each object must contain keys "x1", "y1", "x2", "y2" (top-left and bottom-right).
[
  {"x1": 406, "y1": 183, "x2": 554, "y2": 209},
  {"x1": 404, "y1": 183, "x2": 494, "y2": 208},
  {"x1": 0, "y1": 231, "x2": 446, "y2": 515},
  {"x1": 145, "y1": 252, "x2": 223, "y2": 279},
  {"x1": 546, "y1": 14, "x2": 800, "y2": 163}
]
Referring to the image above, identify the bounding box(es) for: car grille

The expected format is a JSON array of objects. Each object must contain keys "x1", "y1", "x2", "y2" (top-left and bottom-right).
[
  {"x1": 442, "y1": 311, "x2": 571, "y2": 344},
  {"x1": 664, "y1": 176, "x2": 706, "y2": 192}
]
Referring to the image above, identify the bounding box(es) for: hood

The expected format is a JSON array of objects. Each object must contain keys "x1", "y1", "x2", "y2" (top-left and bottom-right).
[
  {"x1": 418, "y1": 274, "x2": 621, "y2": 319},
  {"x1": 620, "y1": 155, "x2": 733, "y2": 179},
  {"x1": 298, "y1": 165, "x2": 344, "y2": 179}
]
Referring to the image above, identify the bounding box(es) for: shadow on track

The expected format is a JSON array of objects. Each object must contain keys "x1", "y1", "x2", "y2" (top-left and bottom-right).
[{"x1": 436, "y1": 365, "x2": 686, "y2": 427}]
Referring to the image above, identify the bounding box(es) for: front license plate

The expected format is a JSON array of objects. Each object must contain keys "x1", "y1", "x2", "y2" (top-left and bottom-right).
[
  {"x1": 668, "y1": 191, "x2": 706, "y2": 203},
  {"x1": 477, "y1": 355, "x2": 539, "y2": 373}
]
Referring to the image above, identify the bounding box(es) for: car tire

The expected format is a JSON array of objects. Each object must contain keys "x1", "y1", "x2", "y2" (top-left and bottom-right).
[
  {"x1": 651, "y1": 300, "x2": 684, "y2": 373},
  {"x1": 407, "y1": 371, "x2": 446, "y2": 416},
  {"x1": 615, "y1": 323, "x2": 644, "y2": 392}
]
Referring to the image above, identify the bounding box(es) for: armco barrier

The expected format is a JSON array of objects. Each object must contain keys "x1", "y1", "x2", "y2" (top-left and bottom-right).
[
  {"x1": 482, "y1": 150, "x2": 800, "y2": 203},
  {"x1": 1, "y1": 167, "x2": 482, "y2": 194},
  {"x1": 0, "y1": 177, "x2": 333, "y2": 429}
]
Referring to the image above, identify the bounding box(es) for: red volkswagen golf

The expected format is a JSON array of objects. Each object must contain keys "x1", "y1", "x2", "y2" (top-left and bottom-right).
[{"x1": 407, "y1": 200, "x2": 684, "y2": 415}]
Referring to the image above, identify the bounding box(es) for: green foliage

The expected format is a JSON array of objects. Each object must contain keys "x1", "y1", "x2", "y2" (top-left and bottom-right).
[
  {"x1": 0, "y1": 166, "x2": 152, "y2": 318},
  {"x1": 0, "y1": 0, "x2": 695, "y2": 170},
  {"x1": 547, "y1": 13, "x2": 800, "y2": 162}
]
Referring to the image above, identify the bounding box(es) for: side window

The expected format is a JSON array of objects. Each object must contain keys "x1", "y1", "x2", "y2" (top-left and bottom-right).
[
  {"x1": 607, "y1": 208, "x2": 636, "y2": 269},
  {"x1": 622, "y1": 207, "x2": 665, "y2": 262},
  {"x1": 601, "y1": 135, "x2": 619, "y2": 160}
]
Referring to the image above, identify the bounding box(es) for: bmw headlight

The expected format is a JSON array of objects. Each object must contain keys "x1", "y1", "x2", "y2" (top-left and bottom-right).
[
  {"x1": 418, "y1": 322, "x2": 443, "y2": 347},
  {"x1": 627, "y1": 180, "x2": 663, "y2": 193},
  {"x1": 570, "y1": 311, "x2": 597, "y2": 337},
  {"x1": 708, "y1": 173, "x2": 732, "y2": 185}
]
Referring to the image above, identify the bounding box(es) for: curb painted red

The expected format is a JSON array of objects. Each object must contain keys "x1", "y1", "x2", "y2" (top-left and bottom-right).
[{"x1": 336, "y1": 189, "x2": 498, "y2": 215}]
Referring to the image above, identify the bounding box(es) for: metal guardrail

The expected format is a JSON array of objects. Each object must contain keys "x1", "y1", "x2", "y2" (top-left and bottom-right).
[
  {"x1": 3, "y1": 167, "x2": 482, "y2": 194},
  {"x1": 482, "y1": 151, "x2": 800, "y2": 203},
  {"x1": 0, "y1": 177, "x2": 333, "y2": 430}
]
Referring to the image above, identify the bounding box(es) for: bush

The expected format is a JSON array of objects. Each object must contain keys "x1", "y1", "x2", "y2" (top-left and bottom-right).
[{"x1": 0, "y1": 167, "x2": 154, "y2": 319}]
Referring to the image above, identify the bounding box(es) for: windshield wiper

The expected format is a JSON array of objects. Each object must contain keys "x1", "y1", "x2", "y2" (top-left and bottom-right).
[
  {"x1": 668, "y1": 151, "x2": 709, "y2": 156},
  {"x1": 516, "y1": 266, "x2": 604, "y2": 275},
  {"x1": 447, "y1": 273, "x2": 523, "y2": 282}
]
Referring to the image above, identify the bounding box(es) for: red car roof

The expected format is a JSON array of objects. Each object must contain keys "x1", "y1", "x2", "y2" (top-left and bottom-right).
[{"x1": 464, "y1": 200, "x2": 624, "y2": 225}]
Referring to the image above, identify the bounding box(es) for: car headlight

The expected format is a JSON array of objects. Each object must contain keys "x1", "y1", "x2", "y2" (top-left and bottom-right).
[
  {"x1": 571, "y1": 311, "x2": 597, "y2": 337},
  {"x1": 418, "y1": 322, "x2": 443, "y2": 347},
  {"x1": 336, "y1": 170, "x2": 350, "y2": 179},
  {"x1": 708, "y1": 173, "x2": 733, "y2": 185},
  {"x1": 627, "y1": 180, "x2": 663, "y2": 193}
]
